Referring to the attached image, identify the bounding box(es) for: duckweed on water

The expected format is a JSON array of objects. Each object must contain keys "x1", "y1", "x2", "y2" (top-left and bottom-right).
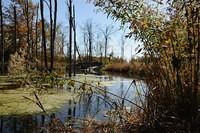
[
  {"x1": 72, "y1": 74, "x2": 116, "y2": 87},
  {"x1": 0, "y1": 74, "x2": 116, "y2": 116},
  {"x1": 0, "y1": 88, "x2": 75, "y2": 116}
]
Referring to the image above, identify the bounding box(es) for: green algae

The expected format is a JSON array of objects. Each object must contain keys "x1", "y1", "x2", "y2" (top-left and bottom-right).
[
  {"x1": 72, "y1": 74, "x2": 116, "y2": 87},
  {"x1": 0, "y1": 88, "x2": 75, "y2": 116},
  {"x1": 0, "y1": 74, "x2": 117, "y2": 116}
]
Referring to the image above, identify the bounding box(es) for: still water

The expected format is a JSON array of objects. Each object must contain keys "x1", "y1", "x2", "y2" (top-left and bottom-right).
[{"x1": 0, "y1": 74, "x2": 146, "y2": 133}]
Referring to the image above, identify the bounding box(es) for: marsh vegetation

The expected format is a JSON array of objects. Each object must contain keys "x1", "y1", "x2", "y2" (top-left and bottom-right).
[{"x1": 1, "y1": 0, "x2": 200, "y2": 132}]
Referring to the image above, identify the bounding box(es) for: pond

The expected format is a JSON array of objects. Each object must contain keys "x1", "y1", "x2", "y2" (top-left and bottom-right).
[{"x1": 0, "y1": 74, "x2": 147, "y2": 133}]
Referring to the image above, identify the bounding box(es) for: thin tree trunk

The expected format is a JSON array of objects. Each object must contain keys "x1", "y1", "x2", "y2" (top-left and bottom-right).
[
  {"x1": 105, "y1": 37, "x2": 107, "y2": 63},
  {"x1": 30, "y1": 13, "x2": 34, "y2": 55},
  {"x1": 68, "y1": 0, "x2": 72, "y2": 77},
  {"x1": 49, "y1": 0, "x2": 53, "y2": 71},
  {"x1": 51, "y1": 0, "x2": 57, "y2": 72},
  {"x1": 193, "y1": 8, "x2": 200, "y2": 119},
  {"x1": 14, "y1": 5, "x2": 17, "y2": 52},
  {"x1": 40, "y1": 0, "x2": 48, "y2": 70},
  {"x1": 73, "y1": 5, "x2": 76, "y2": 76},
  {"x1": 0, "y1": 0, "x2": 4, "y2": 74},
  {"x1": 61, "y1": 33, "x2": 64, "y2": 56},
  {"x1": 25, "y1": 0, "x2": 30, "y2": 57},
  {"x1": 35, "y1": 3, "x2": 39, "y2": 58},
  {"x1": 89, "y1": 26, "x2": 92, "y2": 69}
]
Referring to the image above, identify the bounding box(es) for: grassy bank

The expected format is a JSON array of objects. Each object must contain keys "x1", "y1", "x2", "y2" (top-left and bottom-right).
[{"x1": 103, "y1": 62, "x2": 146, "y2": 78}]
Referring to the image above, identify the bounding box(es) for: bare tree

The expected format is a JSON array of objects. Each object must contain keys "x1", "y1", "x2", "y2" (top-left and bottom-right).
[
  {"x1": 83, "y1": 31, "x2": 89, "y2": 59},
  {"x1": 88, "y1": 22, "x2": 93, "y2": 65},
  {"x1": 67, "y1": 0, "x2": 72, "y2": 77},
  {"x1": 24, "y1": 0, "x2": 30, "y2": 56},
  {"x1": 0, "y1": 0, "x2": 4, "y2": 74},
  {"x1": 49, "y1": 0, "x2": 53, "y2": 71},
  {"x1": 83, "y1": 20, "x2": 93, "y2": 65},
  {"x1": 40, "y1": 0, "x2": 48, "y2": 69},
  {"x1": 100, "y1": 25, "x2": 114, "y2": 63},
  {"x1": 13, "y1": 2, "x2": 17, "y2": 52},
  {"x1": 35, "y1": 3, "x2": 39, "y2": 58},
  {"x1": 121, "y1": 31, "x2": 126, "y2": 60},
  {"x1": 51, "y1": 0, "x2": 57, "y2": 71},
  {"x1": 96, "y1": 33, "x2": 103, "y2": 63},
  {"x1": 73, "y1": 5, "x2": 76, "y2": 76}
]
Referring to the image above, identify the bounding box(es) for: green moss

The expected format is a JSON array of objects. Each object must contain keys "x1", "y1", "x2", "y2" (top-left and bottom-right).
[{"x1": 0, "y1": 88, "x2": 75, "y2": 116}]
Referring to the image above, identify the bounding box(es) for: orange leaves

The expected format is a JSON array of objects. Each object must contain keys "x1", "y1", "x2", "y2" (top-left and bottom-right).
[{"x1": 18, "y1": 24, "x2": 27, "y2": 33}]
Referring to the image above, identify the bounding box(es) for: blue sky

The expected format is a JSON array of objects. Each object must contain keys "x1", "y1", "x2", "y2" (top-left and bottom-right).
[
  {"x1": 4, "y1": 0, "x2": 142, "y2": 60},
  {"x1": 55, "y1": 0, "x2": 141, "y2": 60}
]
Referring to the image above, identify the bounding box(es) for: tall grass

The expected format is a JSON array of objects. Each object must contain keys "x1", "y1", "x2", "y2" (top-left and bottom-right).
[{"x1": 104, "y1": 62, "x2": 146, "y2": 77}]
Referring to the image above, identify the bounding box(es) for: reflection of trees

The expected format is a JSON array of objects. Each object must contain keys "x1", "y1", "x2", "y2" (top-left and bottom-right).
[
  {"x1": 0, "y1": 115, "x2": 44, "y2": 133},
  {"x1": 13, "y1": 117, "x2": 16, "y2": 133},
  {"x1": 120, "y1": 78, "x2": 124, "y2": 98},
  {"x1": 103, "y1": 86, "x2": 108, "y2": 108},
  {"x1": 120, "y1": 78, "x2": 124, "y2": 106},
  {"x1": 68, "y1": 100, "x2": 72, "y2": 118},
  {"x1": 0, "y1": 117, "x2": 3, "y2": 133}
]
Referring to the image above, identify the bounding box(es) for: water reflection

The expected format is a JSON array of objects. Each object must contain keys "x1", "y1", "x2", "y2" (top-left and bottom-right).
[
  {"x1": 0, "y1": 115, "x2": 40, "y2": 133},
  {"x1": 0, "y1": 75, "x2": 146, "y2": 133}
]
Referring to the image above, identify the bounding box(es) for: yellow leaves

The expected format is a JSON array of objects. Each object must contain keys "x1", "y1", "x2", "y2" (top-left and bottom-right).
[
  {"x1": 155, "y1": 20, "x2": 161, "y2": 27},
  {"x1": 165, "y1": 39, "x2": 170, "y2": 45},
  {"x1": 141, "y1": 18, "x2": 148, "y2": 29}
]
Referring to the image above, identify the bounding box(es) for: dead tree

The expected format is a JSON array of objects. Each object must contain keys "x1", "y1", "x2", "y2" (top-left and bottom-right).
[
  {"x1": 67, "y1": 0, "x2": 72, "y2": 77},
  {"x1": 49, "y1": 0, "x2": 53, "y2": 71},
  {"x1": 100, "y1": 25, "x2": 114, "y2": 63},
  {"x1": 40, "y1": 0, "x2": 48, "y2": 70},
  {"x1": 50, "y1": 0, "x2": 57, "y2": 72},
  {"x1": 121, "y1": 32, "x2": 125, "y2": 60},
  {"x1": 0, "y1": 0, "x2": 4, "y2": 74},
  {"x1": 24, "y1": 0, "x2": 30, "y2": 56},
  {"x1": 35, "y1": 3, "x2": 39, "y2": 58},
  {"x1": 85, "y1": 20, "x2": 93, "y2": 67},
  {"x1": 73, "y1": 5, "x2": 76, "y2": 76},
  {"x1": 13, "y1": 3, "x2": 17, "y2": 52}
]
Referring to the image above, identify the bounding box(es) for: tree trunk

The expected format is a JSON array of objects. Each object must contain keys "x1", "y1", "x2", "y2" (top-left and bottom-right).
[
  {"x1": 104, "y1": 37, "x2": 107, "y2": 63},
  {"x1": 25, "y1": 0, "x2": 30, "y2": 57},
  {"x1": 40, "y1": 0, "x2": 48, "y2": 70},
  {"x1": 49, "y1": 0, "x2": 53, "y2": 72},
  {"x1": 0, "y1": 0, "x2": 4, "y2": 74},
  {"x1": 30, "y1": 12, "x2": 34, "y2": 55},
  {"x1": 35, "y1": 3, "x2": 39, "y2": 58},
  {"x1": 51, "y1": 0, "x2": 57, "y2": 72},
  {"x1": 73, "y1": 5, "x2": 76, "y2": 76},
  {"x1": 14, "y1": 5, "x2": 17, "y2": 52},
  {"x1": 89, "y1": 27, "x2": 92, "y2": 68},
  {"x1": 68, "y1": 0, "x2": 72, "y2": 77}
]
